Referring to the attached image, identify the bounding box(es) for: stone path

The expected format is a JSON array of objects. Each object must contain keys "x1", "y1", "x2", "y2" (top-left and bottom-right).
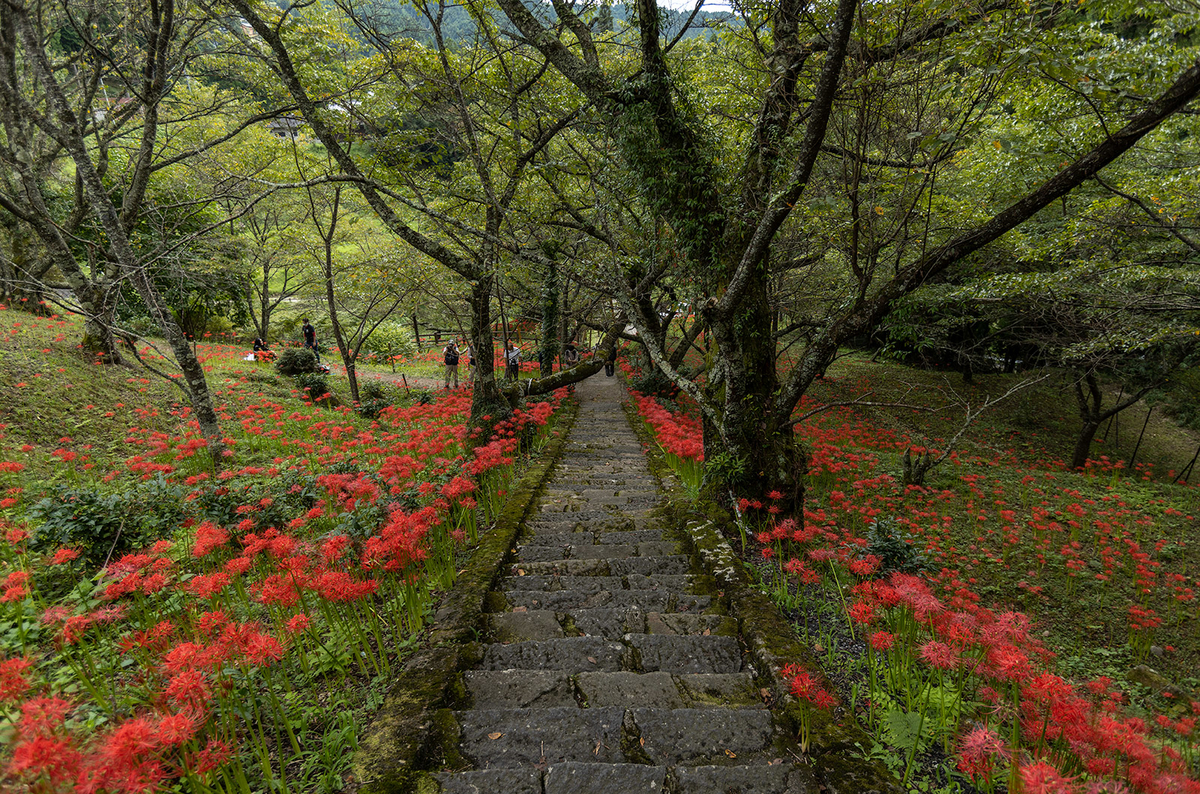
[{"x1": 433, "y1": 375, "x2": 813, "y2": 793}]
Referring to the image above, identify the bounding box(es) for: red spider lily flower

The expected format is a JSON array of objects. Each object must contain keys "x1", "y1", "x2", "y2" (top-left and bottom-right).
[
  {"x1": 223, "y1": 557, "x2": 252, "y2": 576},
  {"x1": 1, "y1": 569, "x2": 30, "y2": 602},
  {"x1": 1018, "y1": 759, "x2": 1076, "y2": 794},
  {"x1": 848, "y1": 601, "x2": 876, "y2": 625},
  {"x1": 321, "y1": 535, "x2": 352, "y2": 563},
  {"x1": 195, "y1": 610, "x2": 228, "y2": 638},
  {"x1": 956, "y1": 725, "x2": 1008, "y2": 782},
  {"x1": 48, "y1": 548, "x2": 81, "y2": 565},
  {"x1": 161, "y1": 641, "x2": 228, "y2": 674},
  {"x1": 919, "y1": 641, "x2": 958, "y2": 670},
  {"x1": 155, "y1": 712, "x2": 198, "y2": 746},
  {"x1": 79, "y1": 717, "x2": 168, "y2": 794},
  {"x1": 243, "y1": 632, "x2": 284, "y2": 667},
  {"x1": 192, "y1": 521, "x2": 229, "y2": 558},
  {"x1": 164, "y1": 670, "x2": 211, "y2": 710},
  {"x1": 7, "y1": 735, "x2": 82, "y2": 787},
  {"x1": 286, "y1": 613, "x2": 312, "y2": 634},
  {"x1": 185, "y1": 572, "x2": 232, "y2": 600},
  {"x1": 18, "y1": 696, "x2": 73, "y2": 735},
  {"x1": 188, "y1": 737, "x2": 231, "y2": 776},
  {"x1": 846, "y1": 555, "x2": 881, "y2": 577},
  {"x1": 0, "y1": 655, "x2": 35, "y2": 703},
  {"x1": 869, "y1": 631, "x2": 895, "y2": 652}
]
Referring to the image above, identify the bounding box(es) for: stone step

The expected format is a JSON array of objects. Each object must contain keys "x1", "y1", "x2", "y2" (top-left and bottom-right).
[
  {"x1": 483, "y1": 637, "x2": 630, "y2": 673},
  {"x1": 502, "y1": 589, "x2": 710, "y2": 612},
  {"x1": 433, "y1": 768, "x2": 541, "y2": 794},
  {"x1": 569, "y1": 543, "x2": 634, "y2": 559},
  {"x1": 463, "y1": 669, "x2": 763, "y2": 712},
  {"x1": 675, "y1": 673, "x2": 763, "y2": 708},
  {"x1": 576, "y1": 671, "x2": 683, "y2": 708},
  {"x1": 464, "y1": 670, "x2": 575, "y2": 709},
  {"x1": 503, "y1": 573, "x2": 696, "y2": 593},
  {"x1": 434, "y1": 756, "x2": 812, "y2": 792},
  {"x1": 644, "y1": 612, "x2": 733, "y2": 636},
  {"x1": 670, "y1": 763, "x2": 815, "y2": 794},
  {"x1": 488, "y1": 610, "x2": 565, "y2": 642},
  {"x1": 543, "y1": 763, "x2": 666, "y2": 794},
  {"x1": 505, "y1": 575, "x2": 625, "y2": 593},
  {"x1": 628, "y1": 707, "x2": 777, "y2": 765},
  {"x1": 513, "y1": 559, "x2": 612, "y2": 576},
  {"x1": 519, "y1": 530, "x2": 595, "y2": 547},
  {"x1": 513, "y1": 544, "x2": 577, "y2": 563},
  {"x1": 456, "y1": 706, "x2": 625, "y2": 767},
  {"x1": 627, "y1": 634, "x2": 743, "y2": 674},
  {"x1": 626, "y1": 574, "x2": 694, "y2": 591},
  {"x1": 565, "y1": 606, "x2": 645, "y2": 637},
  {"x1": 609, "y1": 556, "x2": 691, "y2": 576},
  {"x1": 597, "y1": 530, "x2": 668, "y2": 545},
  {"x1": 513, "y1": 554, "x2": 689, "y2": 575}
]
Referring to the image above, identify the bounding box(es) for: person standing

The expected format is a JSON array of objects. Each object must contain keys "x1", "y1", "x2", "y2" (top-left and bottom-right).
[
  {"x1": 467, "y1": 343, "x2": 477, "y2": 384},
  {"x1": 504, "y1": 340, "x2": 521, "y2": 380},
  {"x1": 443, "y1": 339, "x2": 461, "y2": 390},
  {"x1": 605, "y1": 345, "x2": 617, "y2": 377},
  {"x1": 302, "y1": 318, "x2": 319, "y2": 362},
  {"x1": 563, "y1": 340, "x2": 579, "y2": 367}
]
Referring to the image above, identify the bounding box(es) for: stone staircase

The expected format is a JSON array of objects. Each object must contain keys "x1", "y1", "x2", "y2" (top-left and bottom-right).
[{"x1": 431, "y1": 376, "x2": 814, "y2": 793}]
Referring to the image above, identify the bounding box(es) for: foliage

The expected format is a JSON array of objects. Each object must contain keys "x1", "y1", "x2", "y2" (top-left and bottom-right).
[
  {"x1": 26, "y1": 476, "x2": 187, "y2": 569},
  {"x1": 276, "y1": 347, "x2": 320, "y2": 376},
  {"x1": 356, "y1": 380, "x2": 393, "y2": 418},
  {"x1": 359, "y1": 322, "x2": 416, "y2": 361},
  {"x1": 864, "y1": 518, "x2": 927, "y2": 576},
  {"x1": 295, "y1": 371, "x2": 331, "y2": 401}
]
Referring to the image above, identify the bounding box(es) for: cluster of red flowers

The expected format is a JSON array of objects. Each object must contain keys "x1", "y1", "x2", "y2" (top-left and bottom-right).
[
  {"x1": 630, "y1": 393, "x2": 704, "y2": 462},
  {"x1": 0, "y1": 319, "x2": 569, "y2": 791},
  {"x1": 635, "y1": 370, "x2": 1198, "y2": 791}
]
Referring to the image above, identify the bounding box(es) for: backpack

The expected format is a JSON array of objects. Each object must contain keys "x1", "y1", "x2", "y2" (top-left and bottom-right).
[{"x1": 445, "y1": 348, "x2": 459, "y2": 365}]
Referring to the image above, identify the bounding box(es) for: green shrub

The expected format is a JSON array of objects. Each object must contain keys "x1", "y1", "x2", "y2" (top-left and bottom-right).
[
  {"x1": 296, "y1": 372, "x2": 330, "y2": 400},
  {"x1": 864, "y1": 517, "x2": 926, "y2": 575},
  {"x1": 360, "y1": 380, "x2": 388, "y2": 401},
  {"x1": 26, "y1": 476, "x2": 187, "y2": 568},
  {"x1": 127, "y1": 316, "x2": 158, "y2": 337},
  {"x1": 628, "y1": 353, "x2": 687, "y2": 399},
  {"x1": 276, "y1": 347, "x2": 320, "y2": 376},
  {"x1": 1150, "y1": 368, "x2": 1200, "y2": 430},
  {"x1": 357, "y1": 398, "x2": 391, "y2": 419}
]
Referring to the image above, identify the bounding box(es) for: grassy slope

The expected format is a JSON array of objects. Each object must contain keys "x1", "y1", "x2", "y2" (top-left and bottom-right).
[
  {"x1": 804, "y1": 352, "x2": 1200, "y2": 687},
  {"x1": 0, "y1": 309, "x2": 367, "y2": 484},
  {"x1": 807, "y1": 352, "x2": 1200, "y2": 479}
]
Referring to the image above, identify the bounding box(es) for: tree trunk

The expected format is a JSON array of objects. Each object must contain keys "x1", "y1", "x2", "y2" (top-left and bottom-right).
[
  {"x1": 707, "y1": 260, "x2": 803, "y2": 507},
  {"x1": 320, "y1": 189, "x2": 359, "y2": 405},
  {"x1": 469, "y1": 272, "x2": 507, "y2": 425},
  {"x1": 1071, "y1": 420, "x2": 1101, "y2": 471}
]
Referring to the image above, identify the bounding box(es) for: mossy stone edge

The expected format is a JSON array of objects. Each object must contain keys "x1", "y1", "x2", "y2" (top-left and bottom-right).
[
  {"x1": 620, "y1": 400, "x2": 900, "y2": 793},
  {"x1": 350, "y1": 399, "x2": 580, "y2": 794}
]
